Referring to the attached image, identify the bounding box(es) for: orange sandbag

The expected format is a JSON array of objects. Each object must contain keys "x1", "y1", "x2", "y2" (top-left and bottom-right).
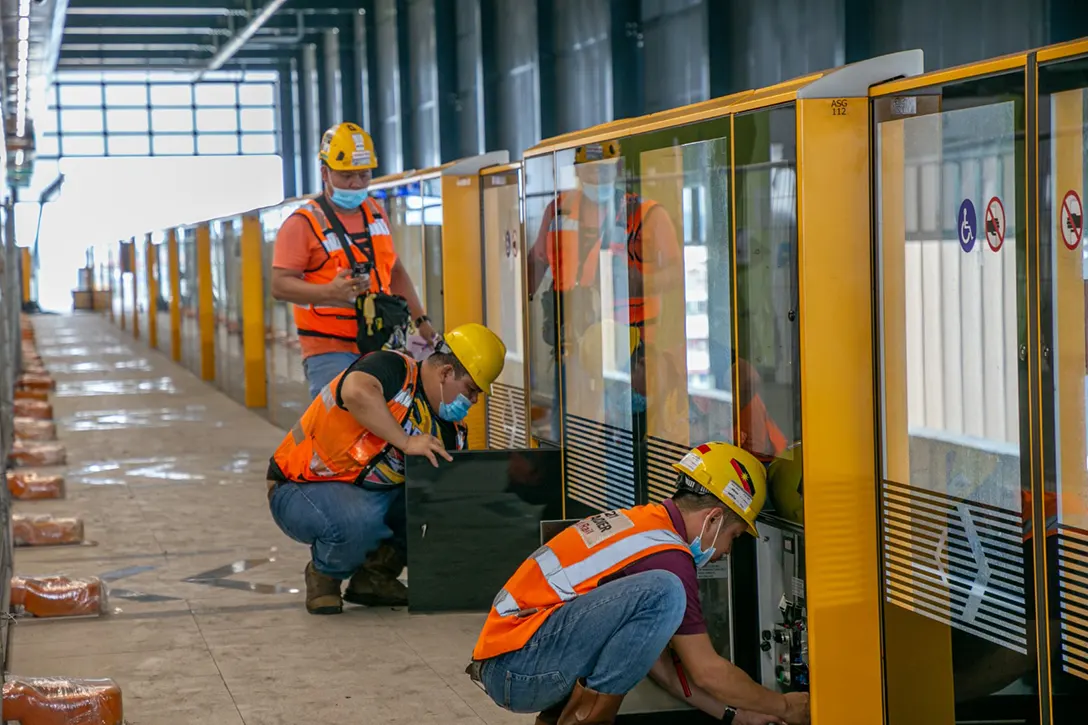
[
  {"x1": 10, "y1": 576, "x2": 104, "y2": 618},
  {"x1": 7, "y1": 471, "x2": 65, "y2": 500},
  {"x1": 15, "y1": 388, "x2": 49, "y2": 403},
  {"x1": 2, "y1": 677, "x2": 123, "y2": 725},
  {"x1": 10, "y1": 441, "x2": 66, "y2": 467},
  {"x1": 18, "y1": 373, "x2": 55, "y2": 391},
  {"x1": 14, "y1": 399, "x2": 52, "y2": 418},
  {"x1": 12, "y1": 515, "x2": 84, "y2": 546},
  {"x1": 15, "y1": 417, "x2": 57, "y2": 441}
]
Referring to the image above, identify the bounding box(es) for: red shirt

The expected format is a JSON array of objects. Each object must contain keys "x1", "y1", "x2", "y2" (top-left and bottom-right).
[{"x1": 598, "y1": 499, "x2": 707, "y2": 635}]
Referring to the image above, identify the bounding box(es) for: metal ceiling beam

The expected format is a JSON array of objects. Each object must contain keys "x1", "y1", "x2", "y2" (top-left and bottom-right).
[
  {"x1": 63, "y1": 12, "x2": 344, "y2": 30},
  {"x1": 59, "y1": 47, "x2": 301, "y2": 61},
  {"x1": 61, "y1": 32, "x2": 321, "y2": 47}
]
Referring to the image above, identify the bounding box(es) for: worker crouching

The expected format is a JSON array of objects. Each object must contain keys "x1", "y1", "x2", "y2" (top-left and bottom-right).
[
  {"x1": 467, "y1": 442, "x2": 810, "y2": 725},
  {"x1": 266, "y1": 323, "x2": 506, "y2": 614}
]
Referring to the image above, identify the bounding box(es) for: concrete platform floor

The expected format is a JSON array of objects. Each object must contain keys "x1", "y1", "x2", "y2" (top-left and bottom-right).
[{"x1": 8, "y1": 313, "x2": 528, "y2": 725}]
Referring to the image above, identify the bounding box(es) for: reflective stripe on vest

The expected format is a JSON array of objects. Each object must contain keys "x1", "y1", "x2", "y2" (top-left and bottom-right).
[
  {"x1": 471, "y1": 503, "x2": 691, "y2": 660},
  {"x1": 270, "y1": 350, "x2": 418, "y2": 484},
  {"x1": 289, "y1": 197, "x2": 398, "y2": 343},
  {"x1": 544, "y1": 191, "x2": 661, "y2": 324}
]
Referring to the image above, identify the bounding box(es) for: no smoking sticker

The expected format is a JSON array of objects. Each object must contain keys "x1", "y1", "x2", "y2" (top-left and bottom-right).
[
  {"x1": 985, "y1": 196, "x2": 1005, "y2": 252},
  {"x1": 1061, "y1": 190, "x2": 1083, "y2": 251}
]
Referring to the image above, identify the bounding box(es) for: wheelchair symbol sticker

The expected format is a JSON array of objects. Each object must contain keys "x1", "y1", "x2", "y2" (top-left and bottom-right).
[{"x1": 958, "y1": 199, "x2": 977, "y2": 253}]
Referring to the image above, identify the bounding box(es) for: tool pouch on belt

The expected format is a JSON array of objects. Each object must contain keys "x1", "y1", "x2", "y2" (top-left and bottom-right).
[{"x1": 317, "y1": 196, "x2": 413, "y2": 355}]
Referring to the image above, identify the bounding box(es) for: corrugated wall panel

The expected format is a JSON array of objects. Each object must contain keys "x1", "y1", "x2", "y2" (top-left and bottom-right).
[
  {"x1": 376, "y1": 0, "x2": 405, "y2": 172},
  {"x1": 456, "y1": 0, "x2": 484, "y2": 157},
  {"x1": 728, "y1": 0, "x2": 843, "y2": 92},
  {"x1": 409, "y1": 0, "x2": 441, "y2": 169},
  {"x1": 870, "y1": 0, "x2": 1046, "y2": 70},
  {"x1": 494, "y1": 0, "x2": 541, "y2": 158},
  {"x1": 642, "y1": 0, "x2": 708, "y2": 114},
  {"x1": 554, "y1": 0, "x2": 612, "y2": 134}
]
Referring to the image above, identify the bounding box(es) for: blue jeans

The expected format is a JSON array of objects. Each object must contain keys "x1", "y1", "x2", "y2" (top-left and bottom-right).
[
  {"x1": 478, "y1": 570, "x2": 686, "y2": 712},
  {"x1": 302, "y1": 351, "x2": 358, "y2": 400},
  {"x1": 269, "y1": 481, "x2": 406, "y2": 580}
]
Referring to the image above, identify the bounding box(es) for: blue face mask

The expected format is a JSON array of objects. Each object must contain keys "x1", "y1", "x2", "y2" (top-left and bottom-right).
[
  {"x1": 330, "y1": 186, "x2": 369, "y2": 209},
  {"x1": 580, "y1": 182, "x2": 613, "y2": 204},
  {"x1": 631, "y1": 391, "x2": 647, "y2": 414},
  {"x1": 438, "y1": 382, "x2": 472, "y2": 423},
  {"x1": 688, "y1": 515, "x2": 724, "y2": 568}
]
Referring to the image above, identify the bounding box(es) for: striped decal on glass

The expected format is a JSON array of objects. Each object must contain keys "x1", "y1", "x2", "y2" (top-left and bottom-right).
[
  {"x1": 881, "y1": 479, "x2": 1027, "y2": 654},
  {"x1": 485, "y1": 381, "x2": 529, "y2": 449},
  {"x1": 1057, "y1": 526, "x2": 1088, "y2": 682},
  {"x1": 647, "y1": 436, "x2": 691, "y2": 503},
  {"x1": 564, "y1": 414, "x2": 635, "y2": 512}
]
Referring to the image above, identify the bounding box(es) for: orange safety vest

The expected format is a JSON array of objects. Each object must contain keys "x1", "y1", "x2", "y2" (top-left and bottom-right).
[
  {"x1": 290, "y1": 197, "x2": 398, "y2": 344},
  {"x1": 1021, "y1": 489, "x2": 1059, "y2": 543},
  {"x1": 271, "y1": 351, "x2": 463, "y2": 486},
  {"x1": 472, "y1": 503, "x2": 691, "y2": 661},
  {"x1": 545, "y1": 191, "x2": 661, "y2": 326}
]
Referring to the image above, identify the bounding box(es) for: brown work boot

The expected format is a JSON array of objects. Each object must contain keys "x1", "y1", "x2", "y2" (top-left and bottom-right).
[
  {"x1": 343, "y1": 543, "x2": 408, "y2": 607},
  {"x1": 554, "y1": 679, "x2": 624, "y2": 724},
  {"x1": 304, "y1": 561, "x2": 343, "y2": 615},
  {"x1": 535, "y1": 692, "x2": 571, "y2": 725}
]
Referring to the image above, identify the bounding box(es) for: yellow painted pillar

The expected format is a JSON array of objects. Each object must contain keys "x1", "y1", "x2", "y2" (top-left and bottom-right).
[
  {"x1": 145, "y1": 233, "x2": 158, "y2": 350},
  {"x1": 795, "y1": 95, "x2": 884, "y2": 725},
  {"x1": 441, "y1": 172, "x2": 487, "y2": 449},
  {"x1": 241, "y1": 213, "x2": 268, "y2": 408},
  {"x1": 128, "y1": 238, "x2": 139, "y2": 340},
  {"x1": 20, "y1": 247, "x2": 31, "y2": 304},
  {"x1": 168, "y1": 228, "x2": 182, "y2": 362},
  {"x1": 196, "y1": 222, "x2": 216, "y2": 381}
]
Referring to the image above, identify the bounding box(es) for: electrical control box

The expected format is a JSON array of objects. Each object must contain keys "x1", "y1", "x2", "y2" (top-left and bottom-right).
[{"x1": 754, "y1": 521, "x2": 809, "y2": 693}]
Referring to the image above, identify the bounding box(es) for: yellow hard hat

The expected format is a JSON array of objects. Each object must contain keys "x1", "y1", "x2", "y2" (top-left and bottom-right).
[
  {"x1": 767, "y1": 443, "x2": 804, "y2": 526},
  {"x1": 672, "y1": 442, "x2": 767, "y2": 536},
  {"x1": 442, "y1": 323, "x2": 507, "y2": 395},
  {"x1": 319, "y1": 122, "x2": 378, "y2": 172}
]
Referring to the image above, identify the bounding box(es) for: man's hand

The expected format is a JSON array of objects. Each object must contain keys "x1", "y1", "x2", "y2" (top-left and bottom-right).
[
  {"x1": 324, "y1": 267, "x2": 364, "y2": 305},
  {"x1": 782, "y1": 692, "x2": 809, "y2": 725},
  {"x1": 417, "y1": 319, "x2": 438, "y2": 343},
  {"x1": 401, "y1": 434, "x2": 453, "y2": 467},
  {"x1": 734, "y1": 709, "x2": 786, "y2": 725}
]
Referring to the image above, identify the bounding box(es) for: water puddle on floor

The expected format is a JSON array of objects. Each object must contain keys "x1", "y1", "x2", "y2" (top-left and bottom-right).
[
  {"x1": 36, "y1": 345, "x2": 132, "y2": 358},
  {"x1": 68, "y1": 454, "x2": 266, "y2": 486},
  {"x1": 55, "y1": 377, "x2": 178, "y2": 397},
  {"x1": 61, "y1": 406, "x2": 211, "y2": 431}
]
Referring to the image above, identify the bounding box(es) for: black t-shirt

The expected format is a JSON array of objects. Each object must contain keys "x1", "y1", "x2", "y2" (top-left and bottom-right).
[{"x1": 335, "y1": 351, "x2": 458, "y2": 449}]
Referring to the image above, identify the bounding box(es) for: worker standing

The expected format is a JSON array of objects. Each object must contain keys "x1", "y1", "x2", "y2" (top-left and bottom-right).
[
  {"x1": 270, "y1": 122, "x2": 438, "y2": 400},
  {"x1": 266, "y1": 323, "x2": 505, "y2": 614},
  {"x1": 466, "y1": 442, "x2": 810, "y2": 725}
]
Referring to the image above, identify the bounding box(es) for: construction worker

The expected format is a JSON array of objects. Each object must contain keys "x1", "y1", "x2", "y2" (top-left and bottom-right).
[
  {"x1": 466, "y1": 442, "x2": 810, "y2": 725},
  {"x1": 270, "y1": 122, "x2": 437, "y2": 400},
  {"x1": 266, "y1": 323, "x2": 506, "y2": 614}
]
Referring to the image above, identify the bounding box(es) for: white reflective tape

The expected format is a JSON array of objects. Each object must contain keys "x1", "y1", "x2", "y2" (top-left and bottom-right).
[
  {"x1": 532, "y1": 546, "x2": 577, "y2": 601},
  {"x1": 370, "y1": 219, "x2": 391, "y2": 236},
  {"x1": 392, "y1": 389, "x2": 414, "y2": 408},
  {"x1": 562, "y1": 529, "x2": 687, "y2": 588},
  {"x1": 322, "y1": 235, "x2": 341, "y2": 253},
  {"x1": 320, "y1": 386, "x2": 336, "y2": 410},
  {"x1": 493, "y1": 588, "x2": 519, "y2": 617}
]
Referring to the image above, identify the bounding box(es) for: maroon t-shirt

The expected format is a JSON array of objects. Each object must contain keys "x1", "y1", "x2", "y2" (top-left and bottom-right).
[{"x1": 597, "y1": 500, "x2": 706, "y2": 635}]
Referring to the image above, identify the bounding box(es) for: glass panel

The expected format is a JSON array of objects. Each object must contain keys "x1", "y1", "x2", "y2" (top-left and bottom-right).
[
  {"x1": 240, "y1": 134, "x2": 277, "y2": 155},
  {"x1": 239, "y1": 108, "x2": 275, "y2": 133},
  {"x1": 421, "y1": 177, "x2": 444, "y2": 333},
  {"x1": 60, "y1": 108, "x2": 103, "y2": 133},
  {"x1": 153, "y1": 135, "x2": 195, "y2": 156},
  {"x1": 152, "y1": 108, "x2": 194, "y2": 133},
  {"x1": 238, "y1": 83, "x2": 275, "y2": 106},
  {"x1": 197, "y1": 135, "x2": 239, "y2": 155},
  {"x1": 108, "y1": 135, "x2": 150, "y2": 156},
  {"x1": 150, "y1": 84, "x2": 192, "y2": 106},
  {"x1": 63, "y1": 135, "x2": 105, "y2": 156},
  {"x1": 384, "y1": 182, "x2": 426, "y2": 318},
  {"x1": 1038, "y1": 59, "x2": 1088, "y2": 720},
  {"x1": 524, "y1": 153, "x2": 560, "y2": 444},
  {"x1": 105, "y1": 84, "x2": 148, "y2": 107},
  {"x1": 875, "y1": 74, "x2": 1038, "y2": 722},
  {"x1": 196, "y1": 108, "x2": 238, "y2": 133},
  {"x1": 482, "y1": 168, "x2": 529, "y2": 448},
  {"x1": 194, "y1": 83, "x2": 237, "y2": 106},
  {"x1": 37, "y1": 134, "x2": 59, "y2": 158},
  {"x1": 58, "y1": 84, "x2": 102, "y2": 107},
  {"x1": 105, "y1": 108, "x2": 149, "y2": 133}
]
